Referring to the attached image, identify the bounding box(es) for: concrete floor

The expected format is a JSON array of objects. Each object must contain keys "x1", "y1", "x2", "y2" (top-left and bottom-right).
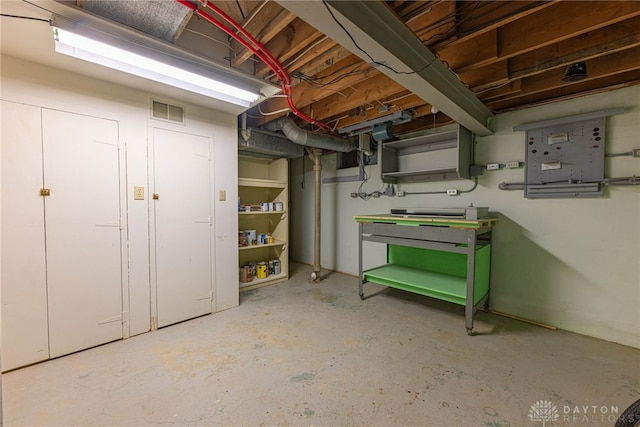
[{"x1": 2, "y1": 263, "x2": 639, "y2": 426}]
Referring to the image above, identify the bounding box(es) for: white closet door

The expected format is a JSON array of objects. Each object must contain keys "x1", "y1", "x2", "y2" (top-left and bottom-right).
[
  {"x1": 42, "y1": 109, "x2": 123, "y2": 358},
  {"x1": 1, "y1": 101, "x2": 49, "y2": 371},
  {"x1": 152, "y1": 128, "x2": 213, "y2": 328}
]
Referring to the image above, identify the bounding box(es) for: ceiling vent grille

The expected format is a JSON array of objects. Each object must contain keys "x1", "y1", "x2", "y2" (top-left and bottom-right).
[{"x1": 152, "y1": 100, "x2": 185, "y2": 123}]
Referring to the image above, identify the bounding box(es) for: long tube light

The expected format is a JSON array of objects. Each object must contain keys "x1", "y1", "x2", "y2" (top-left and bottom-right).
[{"x1": 53, "y1": 27, "x2": 260, "y2": 107}]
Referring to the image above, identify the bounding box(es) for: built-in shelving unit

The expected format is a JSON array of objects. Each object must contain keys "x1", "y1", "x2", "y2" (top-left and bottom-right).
[
  {"x1": 238, "y1": 157, "x2": 289, "y2": 291},
  {"x1": 381, "y1": 123, "x2": 473, "y2": 183}
]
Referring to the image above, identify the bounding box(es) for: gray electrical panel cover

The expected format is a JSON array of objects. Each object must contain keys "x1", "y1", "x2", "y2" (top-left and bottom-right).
[{"x1": 514, "y1": 108, "x2": 624, "y2": 198}]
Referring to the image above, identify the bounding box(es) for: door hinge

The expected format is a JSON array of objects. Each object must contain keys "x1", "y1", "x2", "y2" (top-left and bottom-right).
[{"x1": 40, "y1": 188, "x2": 51, "y2": 196}]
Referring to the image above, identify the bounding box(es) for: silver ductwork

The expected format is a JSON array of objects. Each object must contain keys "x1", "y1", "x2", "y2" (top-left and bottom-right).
[
  {"x1": 265, "y1": 117, "x2": 356, "y2": 152},
  {"x1": 238, "y1": 128, "x2": 305, "y2": 158}
]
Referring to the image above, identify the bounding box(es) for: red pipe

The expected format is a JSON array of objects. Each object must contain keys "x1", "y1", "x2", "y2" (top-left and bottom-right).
[
  {"x1": 202, "y1": 2, "x2": 330, "y2": 130},
  {"x1": 175, "y1": 0, "x2": 277, "y2": 75},
  {"x1": 204, "y1": 3, "x2": 289, "y2": 84},
  {"x1": 176, "y1": 0, "x2": 332, "y2": 132}
]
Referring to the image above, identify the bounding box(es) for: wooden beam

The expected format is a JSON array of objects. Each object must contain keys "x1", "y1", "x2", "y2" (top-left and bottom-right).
[
  {"x1": 326, "y1": 93, "x2": 426, "y2": 130},
  {"x1": 437, "y1": 30, "x2": 498, "y2": 71},
  {"x1": 434, "y1": 1, "x2": 640, "y2": 75},
  {"x1": 499, "y1": 1, "x2": 640, "y2": 58},
  {"x1": 235, "y1": 1, "x2": 264, "y2": 24},
  {"x1": 250, "y1": 56, "x2": 379, "y2": 126},
  {"x1": 486, "y1": 70, "x2": 640, "y2": 112},
  {"x1": 459, "y1": 61, "x2": 509, "y2": 93},
  {"x1": 394, "y1": 1, "x2": 440, "y2": 23},
  {"x1": 456, "y1": 1, "x2": 551, "y2": 42},
  {"x1": 230, "y1": 1, "x2": 296, "y2": 68},
  {"x1": 508, "y1": 16, "x2": 640, "y2": 78},
  {"x1": 284, "y1": 39, "x2": 340, "y2": 74},
  {"x1": 457, "y1": 17, "x2": 640, "y2": 94},
  {"x1": 255, "y1": 18, "x2": 324, "y2": 78},
  {"x1": 405, "y1": 2, "x2": 457, "y2": 47},
  {"x1": 210, "y1": 1, "x2": 251, "y2": 27},
  {"x1": 294, "y1": 60, "x2": 376, "y2": 103},
  {"x1": 479, "y1": 80, "x2": 522, "y2": 102},
  {"x1": 481, "y1": 46, "x2": 640, "y2": 102},
  {"x1": 292, "y1": 73, "x2": 407, "y2": 123},
  {"x1": 288, "y1": 43, "x2": 353, "y2": 79},
  {"x1": 432, "y1": 1, "x2": 553, "y2": 49}
]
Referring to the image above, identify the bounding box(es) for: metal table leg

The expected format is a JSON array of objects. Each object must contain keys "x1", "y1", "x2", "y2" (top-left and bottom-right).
[
  {"x1": 465, "y1": 230, "x2": 477, "y2": 335},
  {"x1": 358, "y1": 222, "x2": 364, "y2": 300}
]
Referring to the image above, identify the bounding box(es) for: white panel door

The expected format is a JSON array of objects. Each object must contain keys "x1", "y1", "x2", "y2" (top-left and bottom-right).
[
  {"x1": 1, "y1": 101, "x2": 49, "y2": 371},
  {"x1": 152, "y1": 128, "x2": 213, "y2": 328},
  {"x1": 42, "y1": 109, "x2": 123, "y2": 358}
]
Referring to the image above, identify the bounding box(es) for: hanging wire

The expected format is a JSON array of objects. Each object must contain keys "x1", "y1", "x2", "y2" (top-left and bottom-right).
[
  {"x1": 0, "y1": 13, "x2": 51, "y2": 23},
  {"x1": 321, "y1": 0, "x2": 437, "y2": 76},
  {"x1": 235, "y1": 0, "x2": 245, "y2": 20}
]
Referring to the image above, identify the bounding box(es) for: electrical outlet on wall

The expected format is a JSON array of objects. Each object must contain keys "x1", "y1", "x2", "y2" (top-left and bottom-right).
[
  {"x1": 505, "y1": 161, "x2": 521, "y2": 169},
  {"x1": 133, "y1": 186, "x2": 144, "y2": 200}
]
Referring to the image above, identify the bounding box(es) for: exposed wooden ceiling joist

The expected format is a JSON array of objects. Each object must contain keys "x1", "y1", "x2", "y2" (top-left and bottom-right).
[
  {"x1": 277, "y1": 0, "x2": 495, "y2": 136},
  {"x1": 41, "y1": 0, "x2": 640, "y2": 138}
]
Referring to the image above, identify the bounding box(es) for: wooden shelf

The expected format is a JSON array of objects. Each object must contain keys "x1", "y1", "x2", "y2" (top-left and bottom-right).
[
  {"x1": 238, "y1": 157, "x2": 289, "y2": 291},
  {"x1": 238, "y1": 211, "x2": 286, "y2": 216},
  {"x1": 238, "y1": 240, "x2": 285, "y2": 251},
  {"x1": 238, "y1": 177, "x2": 286, "y2": 189},
  {"x1": 240, "y1": 272, "x2": 288, "y2": 291}
]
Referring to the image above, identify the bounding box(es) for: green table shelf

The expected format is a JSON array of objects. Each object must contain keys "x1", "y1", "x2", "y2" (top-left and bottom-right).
[{"x1": 356, "y1": 214, "x2": 495, "y2": 335}]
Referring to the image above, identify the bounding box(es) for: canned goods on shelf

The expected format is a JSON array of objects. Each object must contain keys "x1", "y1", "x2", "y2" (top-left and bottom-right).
[
  {"x1": 269, "y1": 259, "x2": 281, "y2": 275},
  {"x1": 239, "y1": 265, "x2": 254, "y2": 282},
  {"x1": 245, "y1": 230, "x2": 256, "y2": 245},
  {"x1": 256, "y1": 261, "x2": 268, "y2": 279}
]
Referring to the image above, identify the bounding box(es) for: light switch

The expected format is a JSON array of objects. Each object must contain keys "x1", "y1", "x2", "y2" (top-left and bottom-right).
[
  {"x1": 219, "y1": 189, "x2": 226, "y2": 201},
  {"x1": 133, "y1": 186, "x2": 144, "y2": 200}
]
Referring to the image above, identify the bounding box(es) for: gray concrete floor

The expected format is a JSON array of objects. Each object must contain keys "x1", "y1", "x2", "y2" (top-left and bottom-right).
[{"x1": 2, "y1": 263, "x2": 639, "y2": 426}]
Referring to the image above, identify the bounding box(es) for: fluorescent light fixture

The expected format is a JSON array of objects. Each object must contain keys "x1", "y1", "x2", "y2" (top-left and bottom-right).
[{"x1": 53, "y1": 27, "x2": 260, "y2": 107}]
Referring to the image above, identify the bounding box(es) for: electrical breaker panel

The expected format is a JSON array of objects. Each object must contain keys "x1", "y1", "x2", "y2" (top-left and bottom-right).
[
  {"x1": 514, "y1": 109, "x2": 624, "y2": 199},
  {"x1": 523, "y1": 118, "x2": 605, "y2": 198}
]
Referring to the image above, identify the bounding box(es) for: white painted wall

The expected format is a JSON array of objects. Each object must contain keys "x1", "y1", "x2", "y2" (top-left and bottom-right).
[
  {"x1": 290, "y1": 86, "x2": 640, "y2": 348},
  {"x1": 0, "y1": 55, "x2": 239, "y2": 339}
]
